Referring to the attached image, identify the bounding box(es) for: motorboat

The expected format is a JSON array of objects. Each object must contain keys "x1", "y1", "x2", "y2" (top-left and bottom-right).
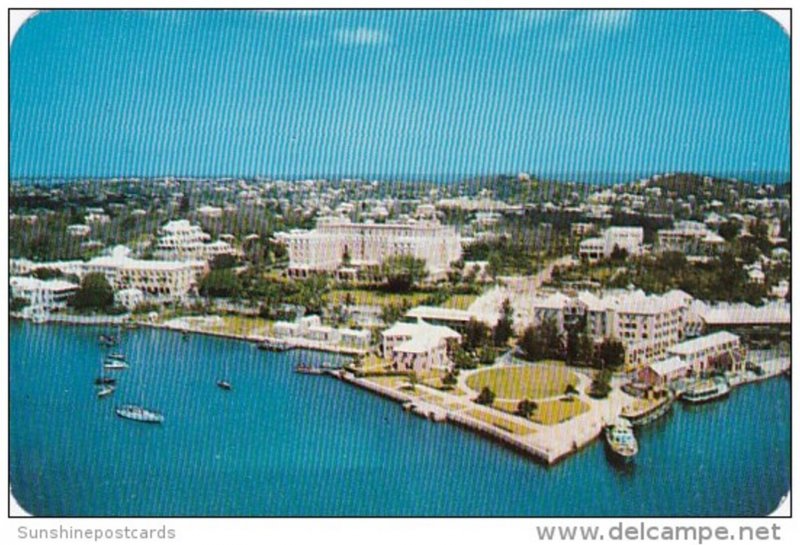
[
  {"x1": 605, "y1": 418, "x2": 638, "y2": 464},
  {"x1": 115, "y1": 405, "x2": 164, "y2": 424},
  {"x1": 217, "y1": 380, "x2": 232, "y2": 391},
  {"x1": 97, "y1": 385, "x2": 116, "y2": 398}
]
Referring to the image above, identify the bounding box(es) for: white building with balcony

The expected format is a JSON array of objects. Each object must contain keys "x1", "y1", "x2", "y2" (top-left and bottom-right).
[{"x1": 382, "y1": 321, "x2": 461, "y2": 373}]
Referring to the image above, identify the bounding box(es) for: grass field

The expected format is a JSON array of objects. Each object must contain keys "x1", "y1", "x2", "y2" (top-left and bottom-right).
[
  {"x1": 325, "y1": 289, "x2": 430, "y2": 307},
  {"x1": 494, "y1": 397, "x2": 591, "y2": 425},
  {"x1": 464, "y1": 409, "x2": 537, "y2": 435},
  {"x1": 465, "y1": 365, "x2": 577, "y2": 400},
  {"x1": 440, "y1": 293, "x2": 478, "y2": 310}
]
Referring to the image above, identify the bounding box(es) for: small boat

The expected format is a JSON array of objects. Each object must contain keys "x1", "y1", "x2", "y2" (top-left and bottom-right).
[
  {"x1": 97, "y1": 385, "x2": 116, "y2": 398},
  {"x1": 104, "y1": 360, "x2": 129, "y2": 370},
  {"x1": 681, "y1": 377, "x2": 730, "y2": 404},
  {"x1": 217, "y1": 380, "x2": 232, "y2": 391},
  {"x1": 94, "y1": 376, "x2": 117, "y2": 385},
  {"x1": 605, "y1": 418, "x2": 638, "y2": 464},
  {"x1": 182, "y1": 331, "x2": 190, "y2": 341},
  {"x1": 107, "y1": 353, "x2": 126, "y2": 361},
  {"x1": 294, "y1": 364, "x2": 325, "y2": 375},
  {"x1": 115, "y1": 405, "x2": 164, "y2": 424},
  {"x1": 98, "y1": 334, "x2": 118, "y2": 347},
  {"x1": 257, "y1": 340, "x2": 292, "y2": 352}
]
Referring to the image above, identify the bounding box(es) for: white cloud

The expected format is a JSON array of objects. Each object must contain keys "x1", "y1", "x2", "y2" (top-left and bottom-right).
[
  {"x1": 333, "y1": 27, "x2": 388, "y2": 46},
  {"x1": 580, "y1": 10, "x2": 634, "y2": 32}
]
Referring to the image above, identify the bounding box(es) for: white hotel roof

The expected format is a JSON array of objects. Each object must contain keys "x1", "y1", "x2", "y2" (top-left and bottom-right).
[
  {"x1": 667, "y1": 331, "x2": 739, "y2": 356},
  {"x1": 649, "y1": 356, "x2": 688, "y2": 377}
]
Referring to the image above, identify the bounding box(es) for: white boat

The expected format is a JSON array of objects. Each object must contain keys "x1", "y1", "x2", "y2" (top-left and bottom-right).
[
  {"x1": 107, "y1": 353, "x2": 126, "y2": 361},
  {"x1": 682, "y1": 377, "x2": 730, "y2": 404},
  {"x1": 97, "y1": 385, "x2": 116, "y2": 398},
  {"x1": 104, "y1": 360, "x2": 129, "y2": 370},
  {"x1": 605, "y1": 418, "x2": 638, "y2": 464},
  {"x1": 115, "y1": 405, "x2": 164, "y2": 424}
]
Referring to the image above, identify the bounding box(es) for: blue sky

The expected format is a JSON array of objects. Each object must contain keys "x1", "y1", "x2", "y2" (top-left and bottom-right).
[{"x1": 10, "y1": 10, "x2": 790, "y2": 182}]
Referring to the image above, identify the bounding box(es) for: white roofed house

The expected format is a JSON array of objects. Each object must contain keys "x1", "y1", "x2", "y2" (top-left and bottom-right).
[
  {"x1": 382, "y1": 321, "x2": 461, "y2": 373},
  {"x1": 153, "y1": 220, "x2": 237, "y2": 262},
  {"x1": 637, "y1": 356, "x2": 691, "y2": 387},
  {"x1": 578, "y1": 226, "x2": 644, "y2": 262}
]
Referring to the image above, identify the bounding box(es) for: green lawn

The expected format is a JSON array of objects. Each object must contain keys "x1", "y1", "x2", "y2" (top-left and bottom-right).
[
  {"x1": 466, "y1": 365, "x2": 577, "y2": 400},
  {"x1": 494, "y1": 397, "x2": 590, "y2": 425},
  {"x1": 464, "y1": 409, "x2": 537, "y2": 435},
  {"x1": 325, "y1": 289, "x2": 430, "y2": 307},
  {"x1": 440, "y1": 293, "x2": 478, "y2": 310}
]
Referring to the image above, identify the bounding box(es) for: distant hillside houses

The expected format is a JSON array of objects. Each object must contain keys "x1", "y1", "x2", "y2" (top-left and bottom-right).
[{"x1": 656, "y1": 220, "x2": 725, "y2": 257}]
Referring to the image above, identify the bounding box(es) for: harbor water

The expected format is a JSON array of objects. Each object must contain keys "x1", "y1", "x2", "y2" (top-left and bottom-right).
[{"x1": 10, "y1": 321, "x2": 790, "y2": 516}]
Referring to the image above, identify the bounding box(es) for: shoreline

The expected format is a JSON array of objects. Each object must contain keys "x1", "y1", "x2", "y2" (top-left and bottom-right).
[{"x1": 12, "y1": 314, "x2": 789, "y2": 468}]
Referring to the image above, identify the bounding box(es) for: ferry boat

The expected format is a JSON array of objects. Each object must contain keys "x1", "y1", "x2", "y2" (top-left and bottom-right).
[
  {"x1": 605, "y1": 418, "x2": 638, "y2": 464},
  {"x1": 681, "y1": 377, "x2": 730, "y2": 404},
  {"x1": 216, "y1": 380, "x2": 232, "y2": 391},
  {"x1": 97, "y1": 385, "x2": 116, "y2": 398},
  {"x1": 94, "y1": 376, "x2": 117, "y2": 385},
  {"x1": 115, "y1": 405, "x2": 164, "y2": 424},
  {"x1": 104, "y1": 359, "x2": 129, "y2": 370},
  {"x1": 257, "y1": 340, "x2": 292, "y2": 352}
]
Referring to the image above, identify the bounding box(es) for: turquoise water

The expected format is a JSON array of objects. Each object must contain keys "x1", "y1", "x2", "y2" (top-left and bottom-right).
[{"x1": 10, "y1": 321, "x2": 790, "y2": 516}]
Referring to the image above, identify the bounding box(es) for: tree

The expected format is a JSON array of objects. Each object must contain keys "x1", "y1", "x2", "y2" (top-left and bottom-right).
[
  {"x1": 492, "y1": 298, "x2": 515, "y2": 347},
  {"x1": 538, "y1": 317, "x2": 565, "y2": 360},
  {"x1": 516, "y1": 399, "x2": 538, "y2": 418},
  {"x1": 10, "y1": 296, "x2": 30, "y2": 312},
  {"x1": 588, "y1": 369, "x2": 613, "y2": 399},
  {"x1": 70, "y1": 272, "x2": 114, "y2": 311},
  {"x1": 380, "y1": 254, "x2": 427, "y2": 292},
  {"x1": 597, "y1": 338, "x2": 625, "y2": 370},
  {"x1": 610, "y1": 244, "x2": 628, "y2": 262},
  {"x1": 566, "y1": 328, "x2": 594, "y2": 366},
  {"x1": 452, "y1": 346, "x2": 478, "y2": 370},
  {"x1": 341, "y1": 246, "x2": 352, "y2": 266},
  {"x1": 474, "y1": 386, "x2": 495, "y2": 406},
  {"x1": 463, "y1": 318, "x2": 491, "y2": 352},
  {"x1": 199, "y1": 269, "x2": 242, "y2": 298},
  {"x1": 518, "y1": 324, "x2": 545, "y2": 362},
  {"x1": 718, "y1": 220, "x2": 741, "y2": 242},
  {"x1": 209, "y1": 253, "x2": 238, "y2": 270},
  {"x1": 32, "y1": 267, "x2": 64, "y2": 280},
  {"x1": 477, "y1": 344, "x2": 498, "y2": 365}
]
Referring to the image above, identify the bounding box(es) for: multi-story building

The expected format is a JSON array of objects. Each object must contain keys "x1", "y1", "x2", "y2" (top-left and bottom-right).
[
  {"x1": 531, "y1": 288, "x2": 692, "y2": 370},
  {"x1": 656, "y1": 220, "x2": 725, "y2": 256},
  {"x1": 153, "y1": 220, "x2": 236, "y2": 262},
  {"x1": 665, "y1": 331, "x2": 743, "y2": 374},
  {"x1": 276, "y1": 216, "x2": 462, "y2": 280},
  {"x1": 10, "y1": 276, "x2": 79, "y2": 312},
  {"x1": 10, "y1": 247, "x2": 206, "y2": 303},
  {"x1": 578, "y1": 226, "x2": 644, "y2": 261}
]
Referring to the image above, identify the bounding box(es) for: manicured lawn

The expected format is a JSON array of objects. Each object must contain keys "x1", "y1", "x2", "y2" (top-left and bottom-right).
[
  {"x1": 325, "y1": 289, "x2": 429, "y2": 307},
  {"x1": 465, "y1": 365, "x2": 577, "y2": 400},
  {"x1": 359, "y1": 353, "x2": 389, "y2": 372},
  {"x1": 530, "y1": 398, "x2": 590, "y2": 425},
  {"x1": 213, "y1": 316, "x2": 273, "y2": 336},
  {"x1": 464, "y1": 409, "x2": 537, "y2": 435},
  {"x1": 441, "y1": 293, "x2": 478, "y2": 310},
  {"x1": 494, "y1": 397, "x2": 591, "y2": 425},
  {"x1": 364, "y1": 375, "x2": 408, "y2": 389}
]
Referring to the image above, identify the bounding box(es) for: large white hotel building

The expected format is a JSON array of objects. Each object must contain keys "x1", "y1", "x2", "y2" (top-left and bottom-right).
[
  {"x1": 531, "y1": 288, "x2": 693, "y2": 370},
  {"x1": 275, "y1": 216, "x2": 463, "y2": 279}
]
